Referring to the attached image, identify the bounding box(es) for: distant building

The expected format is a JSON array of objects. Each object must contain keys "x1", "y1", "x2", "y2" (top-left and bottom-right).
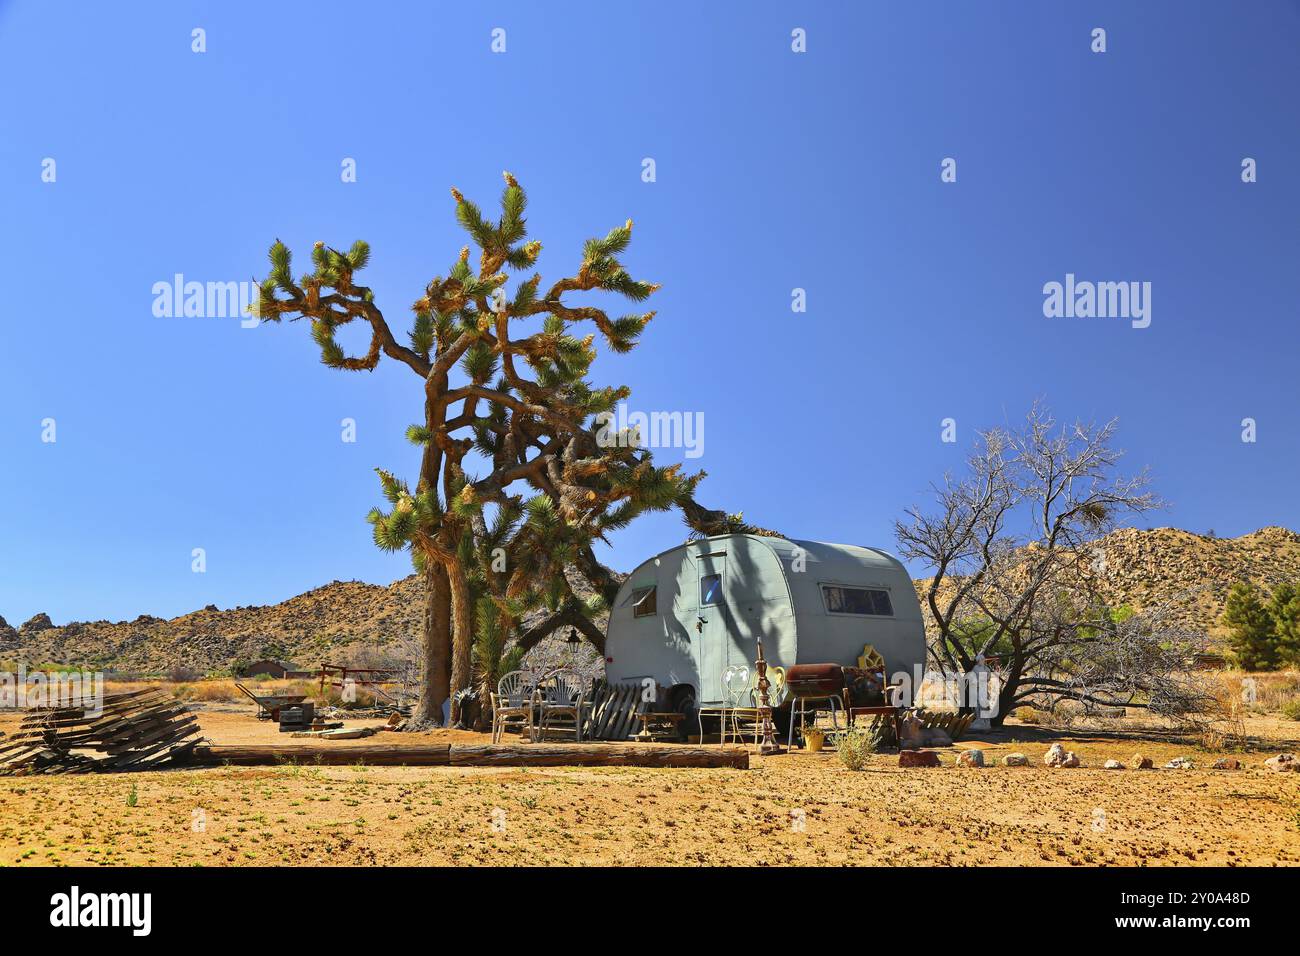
[{"x1": 242, "y1": 659, "x2": 305, "y2": 679}]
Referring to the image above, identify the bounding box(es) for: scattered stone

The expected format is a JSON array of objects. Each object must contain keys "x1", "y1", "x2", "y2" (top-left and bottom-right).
[
  {"x1": 1104, "y1": 759, "x2": 1125, "y2": 769},
  {"x1": 1044, "y1": 743, "x2": 1080, "y2": 767},
  {"x1": 1130, "y1": 753, "x2": 1154, "y2": 769},
  {"x1": 1164, "y1": 756, "x2": 1196, "y2": 770},
  {"x1": 1264, "y1": 753, "x2": 1298, "y2": 773},
  {"x1": 899, "y1": 750, "x2": 941, "y2": 768},
  {"x1": 1212, "y1": 758, "x2": 1242, "y2": 770},
  {"x1": 1002, "y1": 752, "x2": 1028, "y2": 767},
  {"x1": 956, "y1": 749, "x2": 985, "y2": 768}
]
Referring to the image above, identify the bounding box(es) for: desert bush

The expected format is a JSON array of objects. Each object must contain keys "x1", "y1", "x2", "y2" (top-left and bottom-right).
[
  {"x1": 836, "y1": 727, "x2": 879, "y2": 771},
  {"x1": 170, "y1": 679, "x2": 245, "y2": 703},
  {"x1": 1282, "y1": 698, "x2": 1300, "y2": 721},
  {"x1": 1013, "y1": 706, "x2": 1041, "y2": 724},
  {"x1": 166, "y1": 663, "x2": 203, "y2": 683}
]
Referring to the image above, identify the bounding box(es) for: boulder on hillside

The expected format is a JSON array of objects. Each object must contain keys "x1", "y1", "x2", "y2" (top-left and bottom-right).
[
  {"x1": 20, "y1": 612, "x2": 54, "y2": 635},
  {"x1": 0, "y1": 615, "x2": 17, "y2": 642}
]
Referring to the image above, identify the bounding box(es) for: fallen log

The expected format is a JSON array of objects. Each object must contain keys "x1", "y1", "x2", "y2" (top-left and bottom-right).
[
  {"x1": 188, "y1": 743, "x2": 748, "y2": 769},
  {"x1": 449, "y1": 744, "x2": 749, "y2": 769},
  {"x1": 192, "y1": 744, "x2": 452, "y2": 766}
]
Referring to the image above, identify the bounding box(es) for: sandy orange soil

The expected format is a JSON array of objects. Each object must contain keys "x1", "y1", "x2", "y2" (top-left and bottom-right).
[{"x1": 1, "y1": 704, "x2": 1298, "y2": 867}]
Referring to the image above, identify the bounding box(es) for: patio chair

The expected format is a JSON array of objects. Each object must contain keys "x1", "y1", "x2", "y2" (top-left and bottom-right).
[
  {"x1": 718, "y1": 665, "x2": 753, "y2": 746},
  {"x1": 696, "y1": 665, "x2": 751, "y2": 745},
  {"x1": 724, "y1": 665, "x2": 787, "y2": 746},
  {"x1": 534, "y1": 670, "x2": 588, "y2": 742},
  {"x1": 491, "y1": 670, "x2": 537, "y2": 743}
]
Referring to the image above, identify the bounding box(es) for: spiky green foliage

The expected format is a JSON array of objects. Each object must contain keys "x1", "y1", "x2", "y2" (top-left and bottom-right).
[{"x1": 255, "y1": 174, "x2": 772, "y2": 724}]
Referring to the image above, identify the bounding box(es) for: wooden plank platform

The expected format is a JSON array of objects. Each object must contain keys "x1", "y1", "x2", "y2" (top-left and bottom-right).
[{"x1": 190, "y1": 742, "x2": 749, "y2": 769}]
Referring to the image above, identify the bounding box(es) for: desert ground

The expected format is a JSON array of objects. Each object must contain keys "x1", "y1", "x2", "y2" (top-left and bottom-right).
[{"x1": 2, "y1": 680, "x2": 1298, "y2": 867}]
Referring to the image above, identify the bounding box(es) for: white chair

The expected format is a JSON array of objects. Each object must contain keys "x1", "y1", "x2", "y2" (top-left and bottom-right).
[
  {"x1": 719, "y1": 665, "x2": 752, "y2": 746},
  {"x1": 534, "y1": 670, "x2": 587, "y2": 742},
  {"x1": 491, "y1": 670, "x2": 536, "y2": 743}
]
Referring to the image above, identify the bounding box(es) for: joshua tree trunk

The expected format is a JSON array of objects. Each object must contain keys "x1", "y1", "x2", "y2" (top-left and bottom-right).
[
  {"x1": 411, "y1": 563, "x2": 452, "y2": 727},
  {"x1": 445, "y1": 556, "x2": 475, "y2": 726}
]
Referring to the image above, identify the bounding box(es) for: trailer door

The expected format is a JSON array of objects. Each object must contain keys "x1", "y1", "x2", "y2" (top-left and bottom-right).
[{"x1": 695, "y1": 554, "x2": 728, "y2": 704}]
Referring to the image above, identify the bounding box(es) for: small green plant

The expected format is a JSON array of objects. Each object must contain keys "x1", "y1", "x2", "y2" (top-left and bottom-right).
[
  {"x1": 126, "y1": 782, "x2": 138, "y2": 808},
  {"x1": 1281, "y1": 698, "x2": 1300, "y2": 721},
  {"x1": 835, "y1": 726, "x2": 879, "y2": 771}
]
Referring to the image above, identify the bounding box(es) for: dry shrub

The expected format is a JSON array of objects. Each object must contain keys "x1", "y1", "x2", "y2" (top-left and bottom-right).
[
  {"x1": 170, "y1": 679, "x2": 244, "y2": 703},
  {"x1": 1222, "y1": 670, "x2": 1300, "y2": 714},
  {"x1": 836, "y1": 727, "x2": 879, "y2": 771},
  {"x1": 1187, "y1": 678, "x2": 1249, "y2": 752},
  {"x1": 1013, "y1": 706, "x2": 1041, "y2": 725}
]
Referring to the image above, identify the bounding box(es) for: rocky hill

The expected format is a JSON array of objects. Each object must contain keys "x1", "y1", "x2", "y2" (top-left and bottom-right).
[
  {"x1": 912, "y1": 526, "x2": 1300, "y2": 641},
  {"x1": 2, "y1": 527, "x2": 1298, "y2": 675}
]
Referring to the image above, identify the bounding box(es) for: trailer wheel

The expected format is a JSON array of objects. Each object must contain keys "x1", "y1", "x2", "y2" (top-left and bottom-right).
[{"x1": 668, "y1": 685, "x2": 697, "y2": 742}]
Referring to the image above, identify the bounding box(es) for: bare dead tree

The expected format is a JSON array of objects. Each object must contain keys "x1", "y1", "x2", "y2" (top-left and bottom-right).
[{"x1": 894, "y1": 401, "x2": 1210, "y2": 725}]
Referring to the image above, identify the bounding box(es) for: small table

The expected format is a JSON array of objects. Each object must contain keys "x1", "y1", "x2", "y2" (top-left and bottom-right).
[{"x1": 634, "y1": 712, "x2": 684, "y2": 742}]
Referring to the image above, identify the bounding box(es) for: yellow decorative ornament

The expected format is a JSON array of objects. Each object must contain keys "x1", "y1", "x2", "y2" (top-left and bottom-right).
[{"x1": 857, "y1": 644, "x2": 885, "y2": 671}]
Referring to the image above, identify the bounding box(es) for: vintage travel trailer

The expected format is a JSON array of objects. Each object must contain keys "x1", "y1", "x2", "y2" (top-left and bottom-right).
[{"x1": 604, "y1": 534, "x2": 927, "y2": 717}]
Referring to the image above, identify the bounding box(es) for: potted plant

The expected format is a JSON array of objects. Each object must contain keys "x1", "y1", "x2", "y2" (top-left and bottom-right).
[{"x1": 801, "y1": 726, "x2": 826, "y2": 752}]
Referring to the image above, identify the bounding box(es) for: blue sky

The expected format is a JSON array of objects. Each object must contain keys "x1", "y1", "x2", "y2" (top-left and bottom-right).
[{"x1": 1, "y1": 1, "x2": 1298, "y2": 625}]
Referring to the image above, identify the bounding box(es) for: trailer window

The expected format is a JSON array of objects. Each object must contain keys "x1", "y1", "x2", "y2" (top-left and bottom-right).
[
  {"x1": 822, "y1": 585, "x2": 893, "y2": 616},
  {"x1": 631, "y1": 586, "x2": 657, "y2": 618},
  {"x1": 700, "y1": 573, "x2": 722, "y2": 606}
]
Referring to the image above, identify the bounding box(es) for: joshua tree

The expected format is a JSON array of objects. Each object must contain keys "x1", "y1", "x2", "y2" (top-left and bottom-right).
[
  {"x1": 896, "y1": 402, "x2": 1211, "y2": 724},
  {"x1": 255, "y1": 173, "x2": 768, "y2": 727}
]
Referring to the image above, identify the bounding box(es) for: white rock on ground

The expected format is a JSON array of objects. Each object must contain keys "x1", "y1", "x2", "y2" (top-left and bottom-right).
[
  {"x1": 1044, "y1": 743, "x2": 1080, "y2": 767},
  {"x1": 1265, "y1": 753, "x2": 1298, "y2": 773},
  {"x1": 1104, "y1": 759, "x2": 1125, "y2": 769}
]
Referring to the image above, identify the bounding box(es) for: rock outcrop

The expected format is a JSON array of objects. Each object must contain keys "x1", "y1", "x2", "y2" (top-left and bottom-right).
[{"x1": 916, "y1": 526, "x2": 1300, "y2": 643}]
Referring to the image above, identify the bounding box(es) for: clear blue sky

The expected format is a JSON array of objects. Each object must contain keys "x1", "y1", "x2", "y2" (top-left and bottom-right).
[{"x1": 2, "y1": 1, "x2": 1298, "y2": 625}]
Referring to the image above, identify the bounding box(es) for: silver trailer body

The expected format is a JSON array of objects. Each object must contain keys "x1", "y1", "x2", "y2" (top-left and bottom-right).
[{"x1": 604, "y1": 534, "x2": 926, "y2": 707}]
